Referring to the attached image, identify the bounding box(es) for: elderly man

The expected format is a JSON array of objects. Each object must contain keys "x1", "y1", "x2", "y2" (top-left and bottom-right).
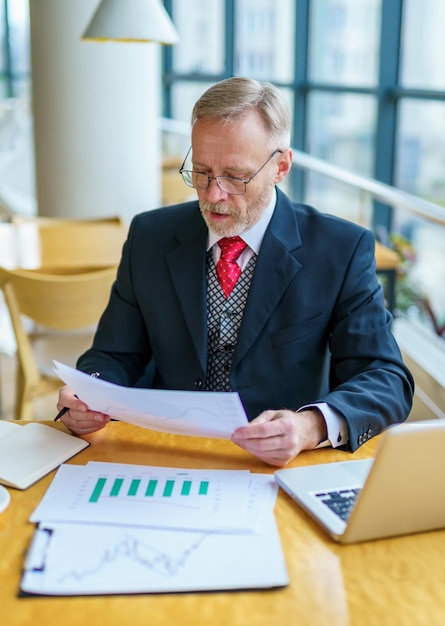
[{"x1": 57, "y1": 76, "x2": 414, "y2": 466}]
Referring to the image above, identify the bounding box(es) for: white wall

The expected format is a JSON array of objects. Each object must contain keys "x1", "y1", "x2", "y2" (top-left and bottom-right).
[{"x1": 29, "y1": 0, "x2": 162, "y2": 222}]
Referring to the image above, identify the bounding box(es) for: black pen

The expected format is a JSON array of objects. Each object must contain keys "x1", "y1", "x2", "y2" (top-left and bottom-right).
[
  {"x1": 53, "y1": 373, "x2": 99, "y2": 422},
  {"x1": 53, "y1": 406, "x2": 69, "y2": 422},
  {"x1": 53, "y1": 394, "x2": 79, "y2": 422}
]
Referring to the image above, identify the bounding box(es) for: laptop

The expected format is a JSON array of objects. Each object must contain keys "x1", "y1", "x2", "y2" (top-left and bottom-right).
[{"x1": 274, "y1": 419, "x2": 445, "y2": 543}]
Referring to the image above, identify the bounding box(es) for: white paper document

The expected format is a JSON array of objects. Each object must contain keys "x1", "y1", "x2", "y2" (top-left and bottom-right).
[
  {"x1": 21, "y1": 518, "x2": 288, "y2": 595},
  {"x1": 54, "y1": 361, "x2": 248, "y2": 439},
  {"x1": 22, "y1": 461, "x2": 288, "y2": 595},
  {"x1": 30, "y1": 463, "x2": 264, "y2": 532}
]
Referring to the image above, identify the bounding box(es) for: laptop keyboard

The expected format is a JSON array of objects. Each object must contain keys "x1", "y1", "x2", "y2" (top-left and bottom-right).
[{"x1": 315, "y1": 488, "x2": 362, "y2": 521}]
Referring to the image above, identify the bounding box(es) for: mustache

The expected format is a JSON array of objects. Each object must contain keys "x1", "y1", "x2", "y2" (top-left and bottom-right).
[{"x1": 199, "y1": 201, "x2": 233, "y2": 215}]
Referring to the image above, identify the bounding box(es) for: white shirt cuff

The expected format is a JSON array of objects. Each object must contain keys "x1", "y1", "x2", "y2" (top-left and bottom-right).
[{"x1": 298, "y1": 402, "x2": 349, "y2": 448}]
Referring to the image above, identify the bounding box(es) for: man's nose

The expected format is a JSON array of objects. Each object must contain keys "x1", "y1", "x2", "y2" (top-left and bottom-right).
[{"x1": 204, "y1": 177, "x2": 228, "y2": 202}]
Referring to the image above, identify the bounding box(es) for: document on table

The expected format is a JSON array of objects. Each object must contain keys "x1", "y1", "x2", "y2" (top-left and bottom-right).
[
  {"x1": 22, "y1": 461, "x2": 288, "y2": 595},
  {"x1": 54, "y1": 361, "x2": 248, "y2": 439},
  {"x1": 20, "y1": 518, "x2": 288, "y2": 596},
  {"x1": 30, "y1": 463, "x2": 274, "y2": 533}
]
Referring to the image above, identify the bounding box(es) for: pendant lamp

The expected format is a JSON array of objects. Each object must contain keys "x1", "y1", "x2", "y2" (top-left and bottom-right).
[{"x1": 82, "y1": 0, "x2": 179, "y2": 45}]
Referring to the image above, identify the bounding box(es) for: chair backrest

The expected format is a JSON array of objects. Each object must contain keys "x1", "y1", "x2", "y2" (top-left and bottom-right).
[
  {"x1": 0, "y1": 265, "x2": 117, "y2": 419},
  {"x1": 162, "y1": 170, "x2": 197, "y2": 206},
  {"x1": 0, "y1": 265, "x2": 116, "y2": 330},
  {"x1": 11, "y1": 215, "x2": 124, "y2": 226},
  {"x1": 9, "y1": 216, "x2": 128, "y2": 271},
  {"x1": 162, "y1": 157, "x2": 196, "y2": 206}
]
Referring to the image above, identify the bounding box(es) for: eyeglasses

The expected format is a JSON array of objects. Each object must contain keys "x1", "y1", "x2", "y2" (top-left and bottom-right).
[{"x1": 179, "y1": 148, "x2": 283, "y2": 195}]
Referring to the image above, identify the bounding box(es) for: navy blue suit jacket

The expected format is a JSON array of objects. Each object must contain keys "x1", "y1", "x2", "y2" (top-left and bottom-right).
[{"x1": 78, "y1": 188, "x2": 414, "y2": 451}]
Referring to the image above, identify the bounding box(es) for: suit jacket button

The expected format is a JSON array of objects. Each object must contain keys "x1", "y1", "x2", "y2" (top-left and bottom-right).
[{"x1": 194, "y1": 379, "x2": 203, "y2": 389}]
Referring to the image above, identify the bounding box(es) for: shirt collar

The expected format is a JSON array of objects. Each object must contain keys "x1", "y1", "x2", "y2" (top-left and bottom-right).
[{"x1": 207, "y1": 187, "x2": 277, "y2": 254}]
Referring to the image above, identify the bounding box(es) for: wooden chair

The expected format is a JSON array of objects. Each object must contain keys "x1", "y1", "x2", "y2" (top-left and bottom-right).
[
  {"x1": 0, "y1": 265, "x2": 116, "y2": 420},
  {"x1": 162, "y1": 157, "x2": 196, "y2": 206},
  {"x1": 9, "y1": 215, "x2": 128, "y2": 271}
]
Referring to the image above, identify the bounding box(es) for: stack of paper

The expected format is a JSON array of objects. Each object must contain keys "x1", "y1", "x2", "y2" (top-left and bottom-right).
[{"x1": 21, "y1": 462, "x2": 289, "y2": 596}]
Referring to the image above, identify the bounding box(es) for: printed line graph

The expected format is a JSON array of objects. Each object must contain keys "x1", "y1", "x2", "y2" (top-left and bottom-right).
[
  {"x1": 58, "y1": 532, "x2": 208, "y2": 584},
  {"x1": 21, "y1": 520, "x2": 288, "y2": 595}
]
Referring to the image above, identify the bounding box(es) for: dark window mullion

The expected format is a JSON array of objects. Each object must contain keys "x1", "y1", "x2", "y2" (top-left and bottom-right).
[
  {"x1": 292, "y1": 0, "x2": 310, "y2": 201},
  {"x1": 2, "y1": 0, "x2": 14, "y2": 97},
  {"x1": 161, "y1": 0, "x2": 174, "y2": 117},
  {"x1": 372, "y1": 0, "x2": 404, "y2": 238},
  {"x1": 225, "y1": 0, "x2": 235, "y2": 78}
]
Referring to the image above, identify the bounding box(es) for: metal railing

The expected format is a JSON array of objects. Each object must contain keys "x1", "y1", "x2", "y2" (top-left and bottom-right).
[{"x1": 291, "y1": 149, "x2": 445, "y2": 226}]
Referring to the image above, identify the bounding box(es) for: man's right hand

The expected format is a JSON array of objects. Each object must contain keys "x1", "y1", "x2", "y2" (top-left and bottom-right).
[{"x1": 56, "y1": 386, "x2": 110, "y2": 435}]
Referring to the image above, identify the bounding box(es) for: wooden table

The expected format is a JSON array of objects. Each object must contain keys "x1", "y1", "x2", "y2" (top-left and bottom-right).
[{"x1": 2, "y1": 422, "x2": 445, "y2": 626}]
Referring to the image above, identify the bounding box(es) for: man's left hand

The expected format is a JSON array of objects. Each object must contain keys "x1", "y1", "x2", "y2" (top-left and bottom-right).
[{"x1": 231, "y1": 408, "x2": 328, "y2": 466}]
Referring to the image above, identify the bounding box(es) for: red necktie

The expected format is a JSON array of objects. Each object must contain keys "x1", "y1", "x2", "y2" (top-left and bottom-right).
[{"x1": 216, "y1": 236, "x2": 248, "y2": 299}]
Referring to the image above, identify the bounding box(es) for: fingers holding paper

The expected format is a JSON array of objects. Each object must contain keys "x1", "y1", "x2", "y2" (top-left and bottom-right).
[
  {"x1": 57, "y1": 386, "x2": 110, "y2": 435},
  {"x1": 231, "y1": 409, "x2": 328, "y2": 467}
]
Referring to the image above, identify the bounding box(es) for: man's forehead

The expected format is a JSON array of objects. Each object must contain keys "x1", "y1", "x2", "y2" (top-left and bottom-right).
[{"x1": 191, "y1": 119, "x2": 271, "y2": 166}]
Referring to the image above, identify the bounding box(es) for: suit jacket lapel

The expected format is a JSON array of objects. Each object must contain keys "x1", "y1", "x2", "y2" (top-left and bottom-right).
[
  {"x1": 166, "y1": 207, "x2": 208, "y2": 373},
  {"x1": 233, "y1": 191, "x2": 303, "y2": 365}
]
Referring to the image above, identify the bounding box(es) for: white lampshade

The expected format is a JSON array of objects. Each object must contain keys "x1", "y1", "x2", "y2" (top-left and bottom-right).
[{"x1": 82, "y1": 0, "x2": 179, "y2": 45}]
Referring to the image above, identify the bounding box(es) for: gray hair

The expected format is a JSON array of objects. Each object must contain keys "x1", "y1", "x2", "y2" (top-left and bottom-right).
[{"x1": 191, "y1": 77, "x2": 291, "y2": 148}]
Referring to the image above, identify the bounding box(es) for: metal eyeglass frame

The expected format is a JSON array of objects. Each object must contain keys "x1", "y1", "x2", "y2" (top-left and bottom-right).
[{"x1": 179, "y1": 147, "x2": 283, "y2": 195}]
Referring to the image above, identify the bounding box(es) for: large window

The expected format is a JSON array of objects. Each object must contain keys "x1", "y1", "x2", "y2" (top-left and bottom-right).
[
  {"x1": 400, "y1": 0, "x2": 445, "y2": 91},
  {"x1": 1, "y1": 2, "x2": 444, "y2": 338},
  {"x1": 308, "y1": 0, "x2": 381, "y2": 87},
  {"x1": 163, "y1": 0, "x2": 445, "y2": 338}
]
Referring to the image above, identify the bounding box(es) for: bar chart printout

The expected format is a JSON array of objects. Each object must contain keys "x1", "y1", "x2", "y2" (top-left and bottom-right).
[
  {"x1": 30, "y1": 463, "x2": 253, "y2": 532},
  {"x1": 88, "y1": 475, "x2": 210, "y2": 502}
]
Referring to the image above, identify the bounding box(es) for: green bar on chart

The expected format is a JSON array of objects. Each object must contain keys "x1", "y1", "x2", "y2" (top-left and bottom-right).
[
  {"x1": 145, "y1": 479, "x2": 158, "y2": 496},
  {"x1": 181, "y1": 480, "x2": 192, "y2": 496},
  {"x1": 110, "y1": 478, "x2": 124, "y2": 497},
  {"x1": 89, "y1": 477, "x2": 107, "y2": 503},
  {"x1": 199, "y1": 481, "x2": 209, "y2": 495},
  {"x1": 163, "y1": 480, "x2": 175, "y2": 497},
  {"x1": 128, "y1": 479, "x2": 141, "y2": 496}
]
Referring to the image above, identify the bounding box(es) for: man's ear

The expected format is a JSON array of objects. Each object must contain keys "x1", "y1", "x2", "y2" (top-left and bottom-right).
[{"x1": 274, "y1": 148, "x2": 293, "y2": 184}]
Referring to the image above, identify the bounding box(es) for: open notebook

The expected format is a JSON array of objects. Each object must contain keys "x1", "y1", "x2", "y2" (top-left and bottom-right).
[
  {"x1": 275, "y1": 419, "x2": 445, "y2": 543},
  {"x1": 0, "y1": 421, "x2": 89, "y2": 490}
]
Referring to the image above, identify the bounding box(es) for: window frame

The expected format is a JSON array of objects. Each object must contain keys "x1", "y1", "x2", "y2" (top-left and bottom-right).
[{"x1": 162, "y1": 0, "x2": 445, "y2": 240}]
